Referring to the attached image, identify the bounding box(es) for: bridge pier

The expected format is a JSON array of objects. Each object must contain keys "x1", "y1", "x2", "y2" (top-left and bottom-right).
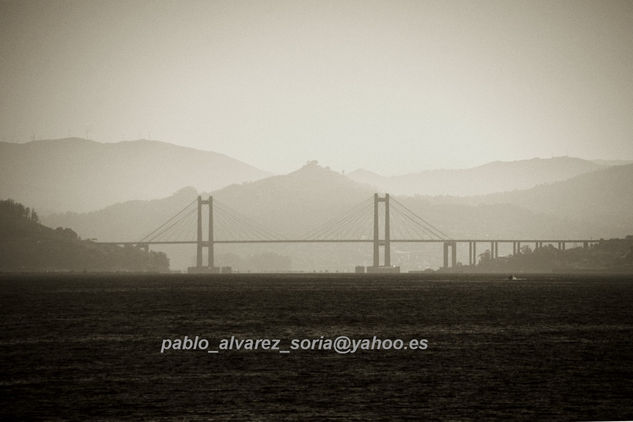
[
  {"x1": 442, "y1": 241, "x2": 456, "y2": 269},
  {"x1": 196, "y1": 196, "x2": 203, "y2": 267},
  {"x1": 385, "y1": 194, "x2": 390, "y2": 267},
  {"x1": 373, "y1": 194, "x2": 379, "y2": 266},
  {"x1": 468, "y1": 241, "x2": 473, "y2": 265},
  {"x1": 208, "y1": 196, "x2": 214, "y2": 268},
  {"x1": 490, "y1": 241, "x2": 499, "y2": 260}
]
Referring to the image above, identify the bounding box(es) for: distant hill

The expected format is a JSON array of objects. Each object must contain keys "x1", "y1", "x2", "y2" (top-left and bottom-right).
[
  {"x1": 0, "y1": 199, "x2": 168, "y2": 272},
  {"x1": 42, "y1": 161, "x2": 630, "y2": 271},
  {"x1": 592, "y1": 159, "x2": 633, "y2": 167},
  {"x1": 212, "y1": 161, "x2": 374, "y2": 237},
  {"x1": 43, "y1": 186, "x2": 200, "y2": 243},
  {"x1": 463, "y1": 163, "x2": 633, "y2": 235},
  {"x1": 0, "y1": 138, "x2": 271, "y2": 213},
  {"x1": 348, "y1": 157, "x2": 604, "y2": 196}
]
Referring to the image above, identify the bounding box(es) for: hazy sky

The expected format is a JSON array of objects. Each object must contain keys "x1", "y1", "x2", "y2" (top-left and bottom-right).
[{"x1": 1, "y1": 0, "x2": 632, "y2": 174}]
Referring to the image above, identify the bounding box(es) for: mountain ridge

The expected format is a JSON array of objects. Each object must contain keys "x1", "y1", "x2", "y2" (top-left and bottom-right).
[
  {"x1": 464, "y1": 163, "x2": 633, "y2": 231},
  {"x1": 0, "y1": 138, "x2": 272, "y2": 213},
  {"x1": 348, "y1": 157, "x2": 606, "y2": 196}
]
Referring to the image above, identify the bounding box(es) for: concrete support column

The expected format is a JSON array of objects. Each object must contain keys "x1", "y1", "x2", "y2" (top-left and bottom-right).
[
  {"x1": 207, "y1": 196, "x2": 214, "y2": 268},
  {"x1": 451, "y1": 241, "x2": 457, "y2": 268},
  {"x1": 443, "y1": 242, "x2": 449, "y2": 268},
  {"x1": 373, "y1": 193, "x2": 379, "y2": 267},
  {"x1": 196, "y1": 195, "x2": 202, "y2": 268},
  {"x1": 490, "y1": 241, "x2": 499, "y2": 259},
  {"x1": 472, "y1": 242, "x2": 477, "y2": 265},
  {"x1": 468, "y1": 242, "x2": 473, "y2": 266},
  {"x1": 384, "y1": 194, "x2": 391, "y2": 267}
]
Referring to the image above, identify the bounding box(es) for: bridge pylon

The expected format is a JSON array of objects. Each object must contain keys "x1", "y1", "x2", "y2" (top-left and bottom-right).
[
  {"x1": 367, "y1": 193, "x2": 398, "y2": 273},
  {"x1": 191, "y1": 195, "x2": 218, "y2": 273}
]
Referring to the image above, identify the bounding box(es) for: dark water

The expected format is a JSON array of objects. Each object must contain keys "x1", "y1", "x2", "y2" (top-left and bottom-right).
[{"x1": 1, "y1": 273, "x2": 632, "y2": 420}]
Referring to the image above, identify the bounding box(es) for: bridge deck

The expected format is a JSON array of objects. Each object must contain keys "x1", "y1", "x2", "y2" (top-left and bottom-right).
[{"x1": 95, "y1": 239, "x2": 599, "y2": 245}]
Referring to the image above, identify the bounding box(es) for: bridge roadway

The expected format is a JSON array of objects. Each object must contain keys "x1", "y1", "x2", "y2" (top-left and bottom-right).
[
  {"x1": 95, "y1": 238, "x2": 599, "y2": 268},
  {"x1": 95, "y1": 239, "x2": 597, "y2": 245}
]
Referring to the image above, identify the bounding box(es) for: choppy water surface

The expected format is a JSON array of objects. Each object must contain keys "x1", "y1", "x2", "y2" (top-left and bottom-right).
[{"x1": 1, "y1": 274, "x2": 632, "y2": 420}]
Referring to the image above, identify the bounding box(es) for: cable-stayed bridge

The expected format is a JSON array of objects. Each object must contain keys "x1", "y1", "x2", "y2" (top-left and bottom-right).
[{"x1": 96, "y1": 194, "x2": 598, "y2": 272}]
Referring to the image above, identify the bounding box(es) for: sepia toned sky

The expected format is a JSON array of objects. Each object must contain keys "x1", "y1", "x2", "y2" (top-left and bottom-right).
[{"x1": 1, "y1": 0, "x2": 632, "y2": 174}]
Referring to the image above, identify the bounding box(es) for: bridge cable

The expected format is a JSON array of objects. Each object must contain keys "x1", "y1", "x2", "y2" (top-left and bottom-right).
[
  {"x1": 138, "y1": 198, "x2": 198, "y2": 242},
  {"x1": 307, "y1": 206, "x2": 370, "y2": 240},
  {"x1": 303, "y1": 196, "x2": 374, "y2": 240},
  {"x1": 214, "y1": 204, "x2": 279, "y2": 241},
  {"x1": 213, "y1": 200, "x2": 285, "y2": 240},
  {"x1": 390, "y1": 198, "x2": 451, "y2": 240},
  {"x1": 391, "y1": 206, "x2": 441, "y2": 240},
  {"x1": 144, "y1": 207, "x2": 197, "y2": 242}
]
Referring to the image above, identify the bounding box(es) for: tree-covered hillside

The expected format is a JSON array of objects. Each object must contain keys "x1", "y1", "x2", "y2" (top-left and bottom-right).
[{"x1": 0, "y1": 199, "x2": 168, "y2": 272}]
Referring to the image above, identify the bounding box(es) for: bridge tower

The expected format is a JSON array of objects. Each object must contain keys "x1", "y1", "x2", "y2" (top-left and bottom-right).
[
  {"x1": 368, "y1": 193, "x2": 397, "y2": 272},
  {"x1": 193, "y1": 195, "x2": 216, "y2": 272}
]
